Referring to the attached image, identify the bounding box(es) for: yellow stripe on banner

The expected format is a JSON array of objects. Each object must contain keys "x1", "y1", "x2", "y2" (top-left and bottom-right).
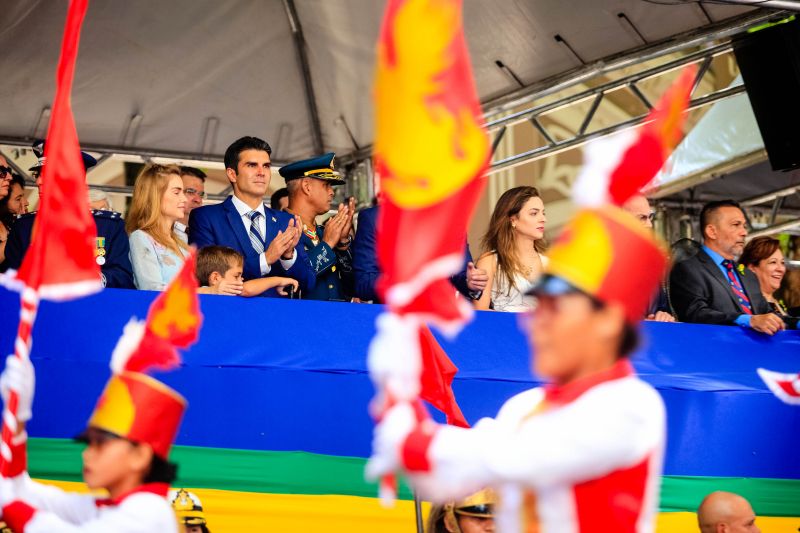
[
  {"x1": 35, "y1": 480, "x2": 800, "y2": 533},
  {"x1": 657, "y1": 512, "x2": 799, "y2": 532},
  {"x1": 36, "y1": 479, "x2": 430, "y2": 532}
]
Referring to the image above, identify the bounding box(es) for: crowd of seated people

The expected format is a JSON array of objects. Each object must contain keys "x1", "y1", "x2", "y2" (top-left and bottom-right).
[{"x1": 0, "y1": 137, "x2": 796, "y2": 331}]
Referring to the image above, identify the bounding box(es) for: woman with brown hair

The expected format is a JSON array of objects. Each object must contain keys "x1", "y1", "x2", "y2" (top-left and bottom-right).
[
  {"x1": 740, "y1": 235, "x2": 789, "y2": 316},
  {"x1": 126, "y1": 164, "x2": 190, "y2": 291},
  {"x1": 474, "y1": 186, "x2": 547, "y2": 312}
]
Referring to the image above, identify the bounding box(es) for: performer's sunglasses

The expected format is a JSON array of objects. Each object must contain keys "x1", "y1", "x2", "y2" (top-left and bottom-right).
[{"x1": 0, "y1": 166, "x2": 12, "y2": 177}]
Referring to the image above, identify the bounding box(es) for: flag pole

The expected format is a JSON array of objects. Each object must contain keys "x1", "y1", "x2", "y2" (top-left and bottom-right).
[
  {"x1": 0, "y1": 289, "x2": 39, "y2": 473},
  {"x1": 414, "y1": 491, "x2": 424, "y2": 533}
]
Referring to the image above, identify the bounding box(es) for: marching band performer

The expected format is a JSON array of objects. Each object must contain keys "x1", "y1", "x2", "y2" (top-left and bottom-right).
[
  {"x1": 368, "y1": 204, "x2": 670, "y2": 532},
  {"x1": 0, "y1": 321, "x2": 188, "y2": 532}
]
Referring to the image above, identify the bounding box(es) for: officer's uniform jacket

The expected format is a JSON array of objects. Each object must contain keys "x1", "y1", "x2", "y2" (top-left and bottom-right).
[
  {"x1": 300, "y1": 224, "x2": 353, "y2": 301},
  {"x1": 3, "y1": 210, "x2": 134, "y2": 289}
]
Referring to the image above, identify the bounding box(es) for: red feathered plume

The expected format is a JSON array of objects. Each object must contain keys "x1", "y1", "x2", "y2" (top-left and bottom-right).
[{"x1": 111, "y1": 249, "x2": 202, "y2": 374}]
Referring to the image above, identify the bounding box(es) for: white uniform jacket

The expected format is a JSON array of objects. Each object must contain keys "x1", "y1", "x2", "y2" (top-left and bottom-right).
[
  {"x1": 2, "y1": 475, "x2": 178, "y2": 533},
  {"x1": 403, "y1": 360, "x2": 666, "y2": 533}
]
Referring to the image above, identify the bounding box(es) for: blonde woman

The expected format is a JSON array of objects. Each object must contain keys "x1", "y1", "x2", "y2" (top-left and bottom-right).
[
  {"x1": 126, "y1": 164, "x2": 189, "y2": 290},
  {"x1": 475, "y1": 186, "x2": 547, "y2": 312}
]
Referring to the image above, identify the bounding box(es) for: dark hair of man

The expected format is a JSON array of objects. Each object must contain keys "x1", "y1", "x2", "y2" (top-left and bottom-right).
[
  {"x1": 270, "y1": 187, "x2": 289, "y2": 209},
  {"x1": 179, "y1": 166, "x2": 207, "y2": 181},
  {"x1": 143, "y1": 453, "x2": 178, "y2": 484},
  {"x1": 196, "y1": 245, "x2": 244, "y2": 286},
  {"x1": 699, "y1": 200, "x2": 742, "y2": 240},
  {"x1": 740, "y1": 236, "x2": 781, "y2": 268},
  {"x1": 223, "y1": 136, "x2": 272, "y2": 172}
]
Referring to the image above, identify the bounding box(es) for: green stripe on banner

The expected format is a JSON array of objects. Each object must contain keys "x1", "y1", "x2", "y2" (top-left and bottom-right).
[
  {"x1": 660, "y1": 475, "x2": 800, "y2": 516},
  {"x1": 28, "y1": 438, "x2": 415, "y2": 500},
  {"x1": 28, "y1": 438, "x2": 800, "y2": 516}
]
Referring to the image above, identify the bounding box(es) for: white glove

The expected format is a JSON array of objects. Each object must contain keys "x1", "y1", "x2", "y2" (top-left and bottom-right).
[
  {"x1": 0, "y1": 476, "x2": 18, "y2": 507},
  {"x1": 365, "y1": 402, "x2": 416, "y2": 481},
  {"x1": 0, "y1": 356, "x2": 35, "y2": 423},
  {"x1": 367, "y1": 313, "x2": 422, "y2": 403}
]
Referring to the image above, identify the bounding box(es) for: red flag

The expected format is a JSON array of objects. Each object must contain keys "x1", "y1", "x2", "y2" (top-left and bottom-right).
[
  {"x1": 114, "y1": 250, "x2": 203, "y2": 374},
  {"x1": 419, "y1": 326, "x2": 468, "y2": 428},
  {"x1": 368, "y1": 0, "x2": 486, "y2": 502},
  {"x1": 573, "y1": 66, "x2": 696, "y2": 208},
  {"x1": 374, "y1": 0, "x2": 489, "y2": 328},
  {"x1": 0, "y1": 0, "x2": 98, "y2": 477},
  {"x1": 758, "y1": 368, "x2": 800, "y2": 406},
  {"x1": 5, "y1": 0, "x2": 101, "y2": 299}
]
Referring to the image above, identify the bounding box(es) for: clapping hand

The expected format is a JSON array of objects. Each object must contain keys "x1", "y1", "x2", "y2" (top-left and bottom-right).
[
  {"x1": 264, "y1": 217, "x2": 301, "y2": 264},
  {"x1": 339, "y1": 197, "x2": 356, "y2": 245},
  {"x1": 323, "y1": 204, "x2": 349, "y2": 248}
]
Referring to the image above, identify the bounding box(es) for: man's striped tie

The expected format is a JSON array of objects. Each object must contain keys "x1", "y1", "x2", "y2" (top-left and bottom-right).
[
  {"x1": 247, "y1": 210, "x2": 265, "y2": 254},
  {"x1": 722, "y1": 259, "x2": 753, "y2": 315}
]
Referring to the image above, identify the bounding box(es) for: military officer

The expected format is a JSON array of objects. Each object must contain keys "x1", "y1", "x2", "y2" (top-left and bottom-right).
[
  {"x1": 2, "y1": 140, "x2": 134, "y2": 288},
  {"x1": 170, "y1": 489, "x2": 211, "y2": 533},
  {"x1": 282, "y1": 153, "x2": 355, "y2": 301}
]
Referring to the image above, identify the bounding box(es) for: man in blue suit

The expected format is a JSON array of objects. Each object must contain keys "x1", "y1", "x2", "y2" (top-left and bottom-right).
[
  {"x1": 352, "y1": 204, "x2": 487, "y2": 303},
  {"x1": 188, "y1": 136, "x2": 315, "y2": 297}
]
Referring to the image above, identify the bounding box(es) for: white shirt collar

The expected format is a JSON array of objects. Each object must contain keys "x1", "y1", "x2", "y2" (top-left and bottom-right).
[{"x1": 231, "y1": 194, "x2": 265, "y2": 218}]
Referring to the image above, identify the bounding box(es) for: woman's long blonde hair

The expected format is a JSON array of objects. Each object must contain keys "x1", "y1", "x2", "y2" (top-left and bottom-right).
[
  {"x1": 480, "y1": 185, "x2": 546, "y2": 292},
  {"x1": 425, "y1": 504, "x2": 449, "y2": 533},
  {"x1": 125, "y1": 163, "x2": 188, "y2": 256}
]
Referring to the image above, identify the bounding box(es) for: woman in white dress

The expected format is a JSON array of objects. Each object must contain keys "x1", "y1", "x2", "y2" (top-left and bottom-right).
[
  {"x1": 126, "y1": 164, "x2": 190, "y2": 291},
  {"x1": 475, "y1": 186, "x2": 547, "y2": 312}
]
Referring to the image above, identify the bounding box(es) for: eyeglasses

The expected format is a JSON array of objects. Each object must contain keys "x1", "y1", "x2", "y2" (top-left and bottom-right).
[
  {"x1": 0, "y1": 166, "x2": 11, "y2": 177},
  {"x1": 184, "y1": 188, "x2": 205, "y2": 198},
  {"x1": 636, "y1": 213, "x2": 656, "y2": 223}
]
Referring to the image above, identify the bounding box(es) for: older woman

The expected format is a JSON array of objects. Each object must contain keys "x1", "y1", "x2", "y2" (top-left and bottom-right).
[
  {"x1": 474, "y1": 186, "x2": 547, "y2": 312},
  {"x1": 126, "y1": 164, "x2": 189, "y2": 290},
  {"x1": 741, "y1": 236, "x2": 789, "y2": 316}
]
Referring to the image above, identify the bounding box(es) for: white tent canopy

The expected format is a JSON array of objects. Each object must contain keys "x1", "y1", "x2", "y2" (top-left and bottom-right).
[{"x1": 1, "y1": 0, "x2": 753, "y2": 164}]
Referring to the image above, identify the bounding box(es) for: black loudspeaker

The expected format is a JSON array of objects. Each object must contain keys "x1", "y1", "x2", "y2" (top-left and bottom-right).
[{"x1": 734, "y1": 18, "x2": 800, "y2": 171}]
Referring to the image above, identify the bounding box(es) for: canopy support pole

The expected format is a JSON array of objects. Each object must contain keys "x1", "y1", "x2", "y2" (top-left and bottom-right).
[{"x1": 283, "y1": 0, "x2": 324, "y2": 155}]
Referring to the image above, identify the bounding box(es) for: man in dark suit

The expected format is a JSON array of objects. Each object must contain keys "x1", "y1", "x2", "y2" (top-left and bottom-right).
[
  {"x1": 669, "y1": 200, "x2": 784, "y2": 334},
  {"x1": 352, "y1": 204, "x2": 487, "y2": 303},
  {"x1": 188, "y1": 136, "x2": 315, "y2": 297},
  {"x1": 622, "y1": 193, "x2": 675, "y2": 322},
  {"x1": 2, "y1": 140, "x2": 134, "y2": 289}
]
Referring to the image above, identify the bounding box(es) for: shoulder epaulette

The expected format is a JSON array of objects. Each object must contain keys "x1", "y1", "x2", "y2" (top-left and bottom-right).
[{"x1": 91, "y1": 209, "x2": 123, "y2": 220}]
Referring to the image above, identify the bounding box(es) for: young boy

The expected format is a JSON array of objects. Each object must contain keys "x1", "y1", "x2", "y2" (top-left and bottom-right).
[
  {"x1": 196, "y1": 245, "x2": 298, "y2": 297},
  {"x1": 0, "y1": 345, "x2": 186, "y2": 531}
]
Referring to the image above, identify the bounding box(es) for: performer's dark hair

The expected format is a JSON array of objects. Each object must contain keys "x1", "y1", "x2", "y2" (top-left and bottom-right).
[
  {"x1": 618, "y1": 323, "x2": 640, "y2": 358},
  {"x1": 699, "y1": 199, "x2": 742, "y2": 239},
  {"x1": 143, "y1": 454, "x2": 178, "y2": 484},
  {"x1": 588, "y1": 297, "x2": 640, "y2": 357},
  {"x1": 224, "y1": 136, "x2": 272, "y2": 172}
]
